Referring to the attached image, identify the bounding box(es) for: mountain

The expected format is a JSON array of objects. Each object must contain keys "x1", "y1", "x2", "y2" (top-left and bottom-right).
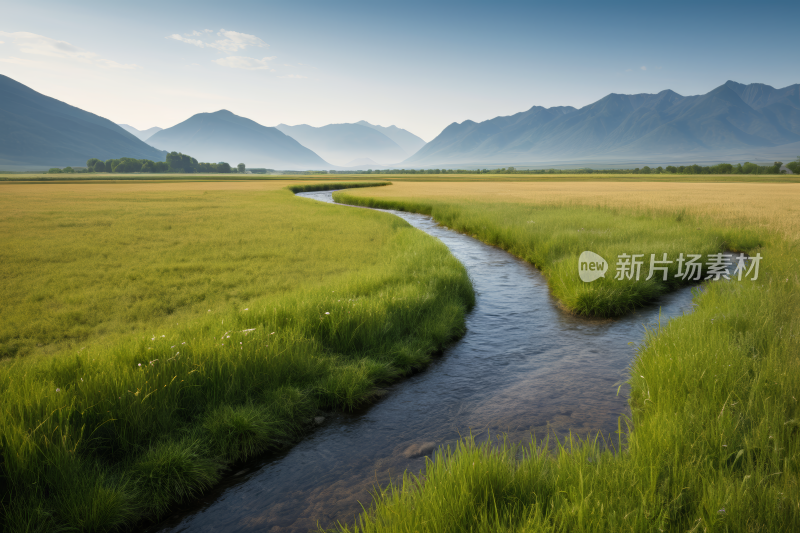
[
  {"x1": 405, "y1": 82, "x2": 800, "y2": 166},
  {"x1": 344, "y1": 157, "x2": 382, "y2": 167},
  {"x1": 118, "y1": 124, "x2": 162, "y2": 142},
  {"x1": 355, "y1": 121, "x2": 427, "y2": 156},
  {"x1": 275, "y1": 123, "x2": 408, "y2": 166},
  {"x1": 147, "y1": 110, "x2": 329, "y2": 170},
  {"x1": 0, "y1": 74, "x2": 166, "y2": 169}
]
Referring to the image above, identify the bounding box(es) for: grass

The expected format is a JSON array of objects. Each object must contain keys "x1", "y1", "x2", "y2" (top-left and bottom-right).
[
  {"x1": 0, "y1": 181, "x2": 392, "y2": 359},
  {"x1": 335, "y1": 181, "x2": 800, "y2": 316},
  {"x1": 330, "y1": 180, "x2": 800, "y2": 532},
  {"x1": 0, "y1": 181, "x2": 474, "y2": 532},
  {"x1": 2, "y1": 172, "x2": 798, "y2": 184}
]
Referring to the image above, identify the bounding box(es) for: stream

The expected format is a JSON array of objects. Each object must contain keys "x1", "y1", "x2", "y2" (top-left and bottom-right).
[{"x1": 150, "y1": 189, "x2": 699, "y2": 532}]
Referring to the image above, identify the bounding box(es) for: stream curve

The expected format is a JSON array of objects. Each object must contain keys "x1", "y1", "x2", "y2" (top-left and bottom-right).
[{"x1": 150, "y1": 189, "x2": 698, "y2": 532}]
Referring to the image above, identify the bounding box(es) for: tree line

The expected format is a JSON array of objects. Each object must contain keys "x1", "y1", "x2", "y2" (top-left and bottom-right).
[
  {"x1": 334, "y1": 161, "x2": 792, "y2": 175},
  {"x1": 47, "y1": 153, "x2": 247, "y2": 174}
]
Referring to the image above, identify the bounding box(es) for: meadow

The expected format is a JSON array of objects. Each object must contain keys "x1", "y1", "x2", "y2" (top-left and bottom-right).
[
  {"x1": 332, "y1": 181, "x2": 800, "y2": 531},
  {"x1": 0, "y1": 181, "x2": 473, "y2": 531}
]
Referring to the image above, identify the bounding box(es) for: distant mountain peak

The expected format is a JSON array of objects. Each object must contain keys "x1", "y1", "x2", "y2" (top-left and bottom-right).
[
  {"x1": 147, "y1": 110, "x2": 328, "y2": 170},
  {"x1": 404, "y1": 81, "x2": 800, "y2": 167},
  {"x1": 276, "y1": 122, "x2": 408, "y2": 166}
]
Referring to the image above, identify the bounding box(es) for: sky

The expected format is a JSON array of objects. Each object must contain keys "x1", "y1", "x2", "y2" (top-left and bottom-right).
[{"x1": 2, "y1": 0, "x2": 798, "y2": 141}]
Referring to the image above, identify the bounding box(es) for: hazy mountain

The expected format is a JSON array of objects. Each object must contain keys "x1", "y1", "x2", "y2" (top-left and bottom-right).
[
  {"x1": 147, "y1": 110, "x2": 329, "y2": 170},
  {"x1": 118, "y1": 124, "x2": 162, "y2": 142},
  {"x1": 355, "y1": 121, "x2": 427, "y2": 156},
  {"x1": 344, "y1": 157, "x2": 382, "y2": 167},
  {"x1": 0, "y1": 74, "x2": 166, "y2": 169},
  {"x1": 276, "y1": 123, "x2": 408, "y2": 166},
  {"x1": 405, "y1": 82, "x2": 800, "y2": 166}
]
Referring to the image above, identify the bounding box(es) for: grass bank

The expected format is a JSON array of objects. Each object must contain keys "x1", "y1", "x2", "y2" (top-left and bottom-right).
[
  {"x1": 0, "y1": 182, "x2": 473, "y2": 532},
  {"x1": 333, "y1": 181, "x2": 800, "y2": 531}
]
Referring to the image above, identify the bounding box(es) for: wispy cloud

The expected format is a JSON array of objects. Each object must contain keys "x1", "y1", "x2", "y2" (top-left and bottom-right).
[
  {"x1": 279, "y1": 74, "x2": 307, "y2": 79},
  {"x1": 0, "y1": 31, "x2": 138, "y2": 69},
  {"x1": 167, "y1": 29, "x2": 268, "y2": 52},
  {"x1": 213, "y1": 56, "x2": 276, "y2": 70},
  {"x1": 640, "y1": 66, "x2": 647, "y2": 71}
]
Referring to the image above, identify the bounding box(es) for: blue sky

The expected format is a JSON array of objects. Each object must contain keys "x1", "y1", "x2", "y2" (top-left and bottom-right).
[{"x1": 2, "y1": 0, "x2": 798, "y2": 140}]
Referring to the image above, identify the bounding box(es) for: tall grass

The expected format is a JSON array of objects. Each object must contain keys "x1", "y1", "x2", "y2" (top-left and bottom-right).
[
  {"x1": 331, "y1": 183, "x2": 800, "y2": 532},
  {"x1": 334, "y1": 191, "x2": 764, "y2": 317},
  {"x1": 0, "y1": 183, "x2": 474, "y2": 531}
]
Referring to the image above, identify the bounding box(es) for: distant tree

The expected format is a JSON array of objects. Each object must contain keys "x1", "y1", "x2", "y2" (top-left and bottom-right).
[
  {"x1": 93, "y1": 160, "x2": 106, "y2": 172},
  {"x1": 217, "y1": 162, "x2": 231, "y2": 173},
  {"x1": 86, "y1": 158, "x2": 100, "y2": 172},
  {"x1": 63, "y1": 167, "x2": 75, "y2": 173},
  {"x1": 665, "y1": 166, "x2": 677, "y2": 173},
  {"x1": 641, "y1": 166, "x2": 651, "y2": 174},
  {"x1": 141, "y1": 160, "x2": 155, "y2": 173},
  {"x1": 113, "y1": 158, "x2": 143, "y2": 173},
  {"x1": 769, "y1": 162, "x2": 783, "y2": 174},
  {"x1": 237, "y1": 163, "x2": 246, "y2": 173},
  {"x1": 167, "y1": 152, "x2": 196, "y2": 173},
  {"x1": 48, "y1": 168, "x2": 62, "y2": 174}
]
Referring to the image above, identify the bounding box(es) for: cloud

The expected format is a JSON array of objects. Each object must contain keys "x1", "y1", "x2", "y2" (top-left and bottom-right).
[
  {"x1": 213, "y1": 56, "x2": 276, "y2": 70},
  {"x1": 279, "y1": 74, "x2": 307, "y2": 79},
  {"x1": 168, "y1": 34, "x2": 205, "y2": 47},
  {"x1": 640, "y1": 66, "x2": 647, "y2": 70},
  {"x1": 210, "y1": 30, "x2": 267, "y2": 51},
  {"x1": 0, "y1": 31, "x2": 138, "y2": 69},
  {"x1": 168, "y1": 29, "x2": 268, "y2": 52}
]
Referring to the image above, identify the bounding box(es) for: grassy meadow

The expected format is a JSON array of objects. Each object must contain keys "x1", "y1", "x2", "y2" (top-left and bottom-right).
[
  {"x1": 0, "y1": 181, "x2": 473, "y2": 531},
  {"x1": 331, "y1": 181, "x2": 800, "y2": 532}
]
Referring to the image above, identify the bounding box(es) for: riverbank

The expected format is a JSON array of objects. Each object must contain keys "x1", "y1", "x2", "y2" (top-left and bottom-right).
[
  {"x1": 332, "y1": 182, "x2": 800, "y2": 531},
  {"x1": 0, "y1": 182, "x2": 473, "y2": 532}
]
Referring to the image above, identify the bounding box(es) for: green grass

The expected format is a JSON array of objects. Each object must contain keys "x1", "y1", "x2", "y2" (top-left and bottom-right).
[
  {"x1": 333, "y1": 192, "x2": 764, "y2": 317},
  {"x1": 0, "y1": 181, "x2": 388, "y2": 359},
  {"x1": 0, "y1": 182, "x2": 474, "y2": 532},
  {"x1": 329, "y1": 186, "x2": 800, "y2": 532}
]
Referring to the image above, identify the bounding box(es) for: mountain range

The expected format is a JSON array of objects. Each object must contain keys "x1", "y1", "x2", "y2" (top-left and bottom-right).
[
  {"x1": 3, "y1": 73, "x2": 798, "y2": 171},
  {"x1": 405, "y1": 81, "x2": 800, "y2": 166},
  {"x1": 275, "y1": 122, "x2": 424, "y2": 166},
  {"x1": 118, "y1": 124, "x2": 163, "y2": 142},
  {"x1": 355, "y1": 121, "x2": 427, "y2": 156},
  {"x1": 147, "y1": 110, "x2": 328, "y2": 170},
  {"x1": 0, "y1": 74, "x2": 165, "y2": 169}
]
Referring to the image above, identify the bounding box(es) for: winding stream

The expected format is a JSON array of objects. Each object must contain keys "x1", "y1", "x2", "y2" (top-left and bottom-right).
[{"x1": 151, "y1": 190, "x2": 699, "y2": 532}]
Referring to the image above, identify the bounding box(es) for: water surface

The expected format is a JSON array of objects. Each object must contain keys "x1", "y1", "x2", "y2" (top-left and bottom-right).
[{"x1": 151, "y1": 190, "x2": 698, "y2": 532}]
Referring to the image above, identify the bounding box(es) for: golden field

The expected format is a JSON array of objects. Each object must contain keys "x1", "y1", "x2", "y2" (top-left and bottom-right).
[{"x1": 344, "y1": 180, "x2": 800, "y2": 241}]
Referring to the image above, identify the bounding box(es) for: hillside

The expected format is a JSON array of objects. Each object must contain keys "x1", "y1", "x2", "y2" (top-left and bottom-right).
[
  {"x1": 275, "y1": 123, "x2": 408, "y2": 166},
  {"x1": 147, "y1": 110, "x2": 329, "y2": 170},
  {"x1": 405, "y1": 81, "x2": 800, "y2": 166},
  {"x1": 0, "y1": 74, "x2": 166, "y2": 169},
  {"x1": 355, "y1": 121, "x2": 427, "y2": 156}
]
